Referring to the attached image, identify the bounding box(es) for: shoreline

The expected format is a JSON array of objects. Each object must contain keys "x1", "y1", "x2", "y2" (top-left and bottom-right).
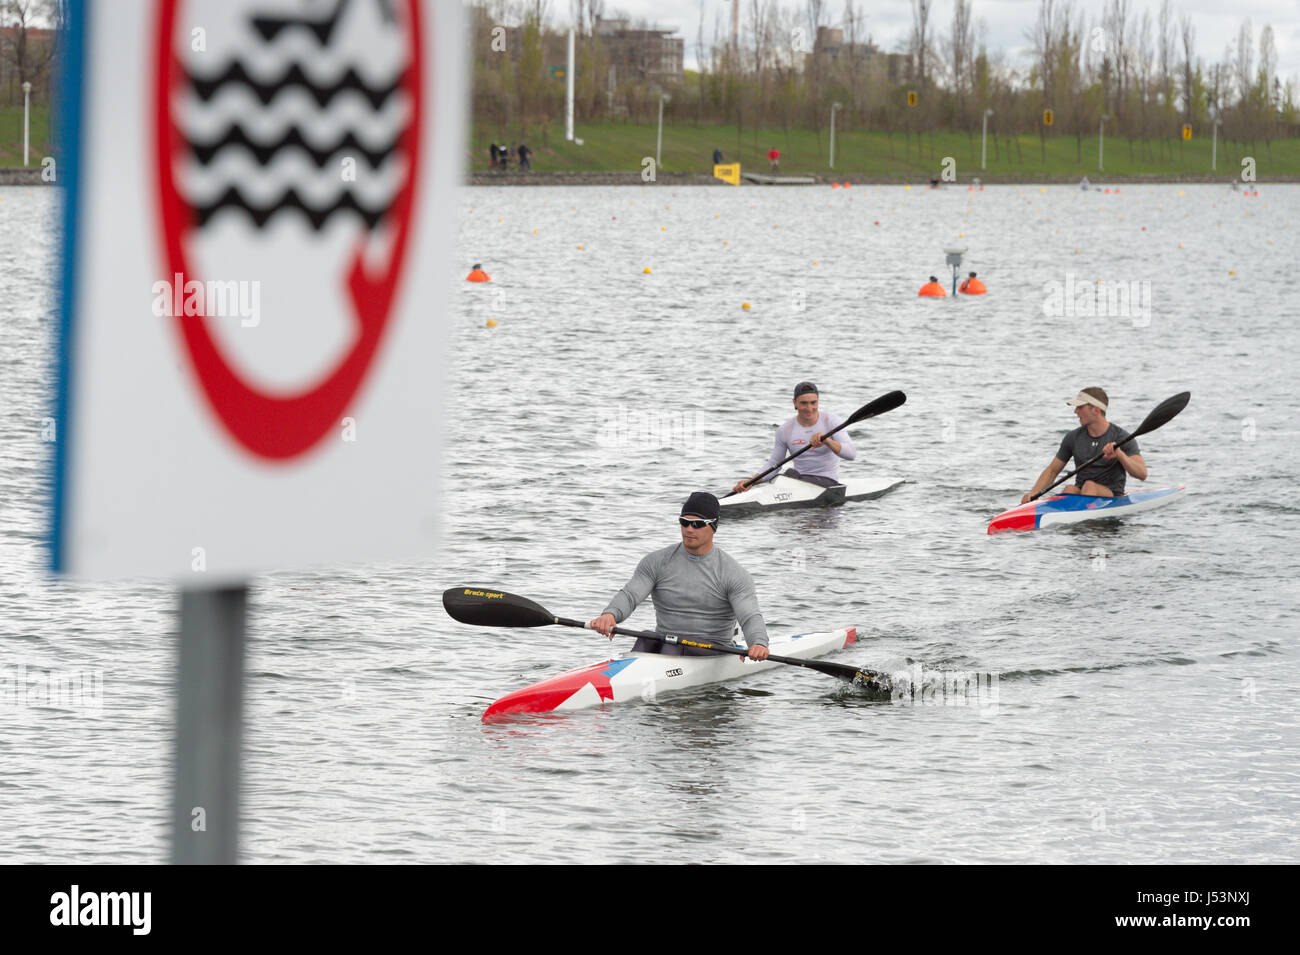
[
  {"x1": 5, "y1": 167, "x2": 1286, "y2": 189},
  {"x1": 468, "y1": 170, "x2": 1295, "y2": 186}
]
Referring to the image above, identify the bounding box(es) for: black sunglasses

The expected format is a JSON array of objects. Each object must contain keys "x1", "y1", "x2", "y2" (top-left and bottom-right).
[{"x1": 678, "y1": 517, "x2": 717, "y2": 529}]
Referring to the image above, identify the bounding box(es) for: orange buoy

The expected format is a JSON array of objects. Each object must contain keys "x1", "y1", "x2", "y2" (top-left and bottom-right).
[
  {"x1": 466, "y1": 264, "x2": 490, "y2": 282},
  {"x1": 958, "y1": 272, "x2": 987, "y2": 295},
  {"x1": 832, "y1": 182, "x2": 840, "y2": 189},
  {"x1": 918, "y1": 277, "x2": 947, "y2": 298}
]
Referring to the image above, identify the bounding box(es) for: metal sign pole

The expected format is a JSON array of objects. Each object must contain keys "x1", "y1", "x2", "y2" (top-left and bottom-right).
[{"x1": 172, "y1": 586, "x2": 247, "y2": 864}]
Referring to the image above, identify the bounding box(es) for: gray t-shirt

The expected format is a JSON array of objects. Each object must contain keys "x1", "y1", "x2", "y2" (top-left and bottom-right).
[
  {"x1": 1056, "y1": 423, "x2": 1139, "y2": 493},
  {"x1": 603, "y1": 543, "x2": 769, "y2": 648}
]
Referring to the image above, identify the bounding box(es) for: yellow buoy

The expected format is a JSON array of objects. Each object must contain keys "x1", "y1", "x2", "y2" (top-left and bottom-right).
[
  {"x1": 1229, "y1": 270, "x2": 1236, "y2": 275},
  {"x1": 533, "y1": 228, "x2": 539, "y2": 233},
  {"x1": 643, "y1": 267, "x2": 652, "y2": 274},
  {"x1": 660, "y1": 226, "x2": 666, "y2": 231},
  {"x1": 741, "y1": 303, "x2": 751, "y2": 310},
  {"x1": 577, "y1": 245, "x2": 584, "y2": 250},
  {"x1": 485, "y1": 319, "x2": 498, "y2": 328}
]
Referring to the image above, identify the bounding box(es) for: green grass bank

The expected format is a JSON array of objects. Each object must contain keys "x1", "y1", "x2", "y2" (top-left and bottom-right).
[{"x1": 472, "y1": 121, "x2": 1300, "y2": 182}]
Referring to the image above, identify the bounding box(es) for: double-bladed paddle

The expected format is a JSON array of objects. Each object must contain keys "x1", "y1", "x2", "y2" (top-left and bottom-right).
[
  {"x1": 1029, "y1": 391, "x2": 1191, "y2": 502},
  {"x1": 442, "y1": 588, "x2": 891, "y2": 693},
  {"x1": 726, "y1": 390, "x2": 907, "y2": 497}
]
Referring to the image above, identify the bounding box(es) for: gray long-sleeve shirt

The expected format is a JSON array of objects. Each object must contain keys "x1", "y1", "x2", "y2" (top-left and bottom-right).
[{"x1": 603, "y1": 543, "x2": 769, "y2": 648}]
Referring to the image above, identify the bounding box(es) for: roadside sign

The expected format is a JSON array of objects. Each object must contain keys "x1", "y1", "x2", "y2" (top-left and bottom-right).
[
  {"x1": 1182, "y1": 124, "x2": 1192, "y2": 140},
  {"x1": 53, "y1": 0, "x2": 465, "y2": 582},
  {"x1": 1043, "y1": 109, "x2": 1054, "y2": 126},
  {"x1": 907, "y1": 91, "x2": 917, "y2": 107},
  {"x1": 713, "y1": 163, "x2": 740, "y2": 185}
]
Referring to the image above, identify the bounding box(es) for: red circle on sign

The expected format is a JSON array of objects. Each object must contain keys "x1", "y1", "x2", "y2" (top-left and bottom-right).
[{"x1": 153, "y1": 0, "x2": 424, "y2": 460}]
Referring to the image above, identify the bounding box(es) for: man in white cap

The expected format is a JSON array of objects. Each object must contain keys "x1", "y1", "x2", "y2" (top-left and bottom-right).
[
  {"x1": 1020, "y1": 386, "x2": 1148, "y2": 503},
  {"x1": 731, "y1": 381, "x2": 857, "y2": 493},
  {"x1": 589, "y1": 491, "x2": 770, "y2": 660}
]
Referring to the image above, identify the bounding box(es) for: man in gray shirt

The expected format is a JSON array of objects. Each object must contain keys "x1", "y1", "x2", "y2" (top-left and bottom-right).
[
  {"x1": 1021, "y1": 386, "x2": 1148, "y2": 501},
  {"x1": 589, "y1": 492, "x2": 770, "y2": 660}
]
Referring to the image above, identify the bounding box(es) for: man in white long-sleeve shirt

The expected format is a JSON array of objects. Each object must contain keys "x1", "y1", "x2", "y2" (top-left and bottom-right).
[
  {"x1": 589, "y1": 491, "x2": 770, "y2": 660},
  {"x1": 731, "y1": 381, "x2": 857, "y2": 493}
]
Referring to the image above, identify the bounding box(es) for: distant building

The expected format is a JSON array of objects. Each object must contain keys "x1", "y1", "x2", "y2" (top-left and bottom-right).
[
  {"x1": 596, "y1": 17, "x2": 683, "y2": 86},
  {"x1": 803, "y1": 27, "x2": 891, "y2": 89}
]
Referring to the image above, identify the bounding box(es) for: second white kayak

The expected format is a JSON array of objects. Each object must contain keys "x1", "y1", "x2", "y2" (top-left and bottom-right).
[{"x1": 722, "y1": 474, "x2": 904, "y2": 516}]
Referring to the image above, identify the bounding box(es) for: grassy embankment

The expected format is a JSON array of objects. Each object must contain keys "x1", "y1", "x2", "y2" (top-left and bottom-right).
[
  {"x1": 0, "y1": 105, "x2": 53, "y2": 168},
  {"x1": 7, "y1": 105, "x2": 1292, "y2": 181},
  {"x1": 472, "y1": 121, "x2": 1300, "y2": 180}
]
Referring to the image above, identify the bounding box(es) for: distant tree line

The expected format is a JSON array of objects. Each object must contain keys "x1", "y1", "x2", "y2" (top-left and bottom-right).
[{"x1": 470, "y1": 0, "x2": 1300, "y2": 161}]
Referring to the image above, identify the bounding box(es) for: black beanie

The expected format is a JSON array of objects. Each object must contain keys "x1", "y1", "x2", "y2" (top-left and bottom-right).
[{"x1": 680, "y1": 491, "x2": 720, "y2": 524}]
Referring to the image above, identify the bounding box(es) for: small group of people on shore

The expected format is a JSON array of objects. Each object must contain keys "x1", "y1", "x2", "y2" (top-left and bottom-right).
[
  {"x1": 590, "y1": 381, "x2": 1152, "y2": 663},
  {"x1": 488, "y1": 142, "x2": 531, "y2": 171}
]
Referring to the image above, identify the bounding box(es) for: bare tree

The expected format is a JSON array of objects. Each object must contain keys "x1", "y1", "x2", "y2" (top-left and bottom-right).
[
  {"x1": 1178, "y1": 13, "x2": 1195, "y2": 122},
  {"x1": 943, "y1": 0, "x2": 974, "y2": 128}
]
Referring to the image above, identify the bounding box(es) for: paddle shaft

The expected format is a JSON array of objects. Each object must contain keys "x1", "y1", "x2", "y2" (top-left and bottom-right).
[
  {"x1": 442, "y1": 588, "x2": 888, "y2": 688},
  {"x1": 727, "y1": 391, "x2": 905, "y2": 497},
  {"x1": 555, "y1": 616, "x2": 883, "y2": 685}
]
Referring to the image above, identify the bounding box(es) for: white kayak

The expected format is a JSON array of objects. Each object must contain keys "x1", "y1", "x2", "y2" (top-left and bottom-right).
[
  {"x1": 987, "y1": 485, "x2": 1187, "y2": 534},
  {"x1": 722, "y1": 474, "x2": 904, "y2": 516},
  {"x1": 483, "y1": 626, "x2": 859, "y2": 721}
]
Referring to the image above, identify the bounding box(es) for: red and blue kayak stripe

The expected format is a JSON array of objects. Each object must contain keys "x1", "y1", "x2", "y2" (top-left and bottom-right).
[{"x1": 987, "y1": 485, "x2": 1186, "y2": 534}]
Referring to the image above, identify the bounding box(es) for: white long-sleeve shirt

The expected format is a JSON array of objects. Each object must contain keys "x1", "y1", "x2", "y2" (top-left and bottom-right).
[{"x1": 764, "y1": 411, "x2": 857, "y2": 481}]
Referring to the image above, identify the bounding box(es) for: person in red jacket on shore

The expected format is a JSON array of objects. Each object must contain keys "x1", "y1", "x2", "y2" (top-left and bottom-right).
[{"x1": 767, "y1": 147, "x2": 780, "y2": 171}]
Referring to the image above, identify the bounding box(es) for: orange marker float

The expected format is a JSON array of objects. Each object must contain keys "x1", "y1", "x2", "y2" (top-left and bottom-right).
[
  {"x1": 918, "y1": 276, "x2": 947, "y2": 298},
  {"x1": 466, "y1": 263, "x2": 490, "y2": 282},
  {"x1": 958, "y1": 271, "x2": 987, "y2": 295}
]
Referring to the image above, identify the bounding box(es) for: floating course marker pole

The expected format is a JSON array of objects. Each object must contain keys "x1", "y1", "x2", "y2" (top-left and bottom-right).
[{"x1": 945, "y1": 247, "x2": 966, "y2": 297}]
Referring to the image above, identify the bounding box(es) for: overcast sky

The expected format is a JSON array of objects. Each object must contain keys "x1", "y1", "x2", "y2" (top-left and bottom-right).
[{"x1": 579, "y1": 0, "x2": 1300, "y2": 87}]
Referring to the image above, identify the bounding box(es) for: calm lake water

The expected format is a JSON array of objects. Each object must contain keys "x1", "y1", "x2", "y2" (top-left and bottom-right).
[{"x1": 1, "y1": 182, "x2": 1297, "y2": 863}]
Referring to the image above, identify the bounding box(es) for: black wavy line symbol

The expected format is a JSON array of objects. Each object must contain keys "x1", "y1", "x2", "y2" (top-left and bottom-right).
[
  {"x1": 252, "y1": 0, "x2": 398, "y2": 43},
  {"x1": 188, "y1": 124, "x2": 398, "y2": 170},
  {"x1": 187, "y1": 61, "x2": 405, "y2": 110},
  {"x1": 194, "y1": 186, "x2": 389, "y2": 230}
]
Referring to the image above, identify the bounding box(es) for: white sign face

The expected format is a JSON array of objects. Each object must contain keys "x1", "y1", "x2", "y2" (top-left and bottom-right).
[{"x1": 52, "y1": 0, "x2": 464, "y2": 581}]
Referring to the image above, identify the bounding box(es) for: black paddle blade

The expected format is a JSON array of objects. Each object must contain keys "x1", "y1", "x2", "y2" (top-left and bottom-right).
[
  {"x1": 1131, "y1": 390, "x2": 1190, "y2": 440},
  {"x1": 848, "y1": 390, "x2": 907, "y2": 424},
  {"x1": 442, "y1": 588, "x2": 555, "y2": 628}
]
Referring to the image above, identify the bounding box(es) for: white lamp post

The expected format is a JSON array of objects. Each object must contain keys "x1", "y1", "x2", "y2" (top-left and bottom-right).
[
  {"x1": 656, "y1": 93, "x2": 670, "y2": 168},
  {"x1": 981, "y1": 108, "x2": 993, "y2": 170},
  {"x1": 830, "y1": 101, "x2": 842, "y2": 169},
  {"x1": 22, "y1": 81, "x2": 33, "y2": 167}
]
